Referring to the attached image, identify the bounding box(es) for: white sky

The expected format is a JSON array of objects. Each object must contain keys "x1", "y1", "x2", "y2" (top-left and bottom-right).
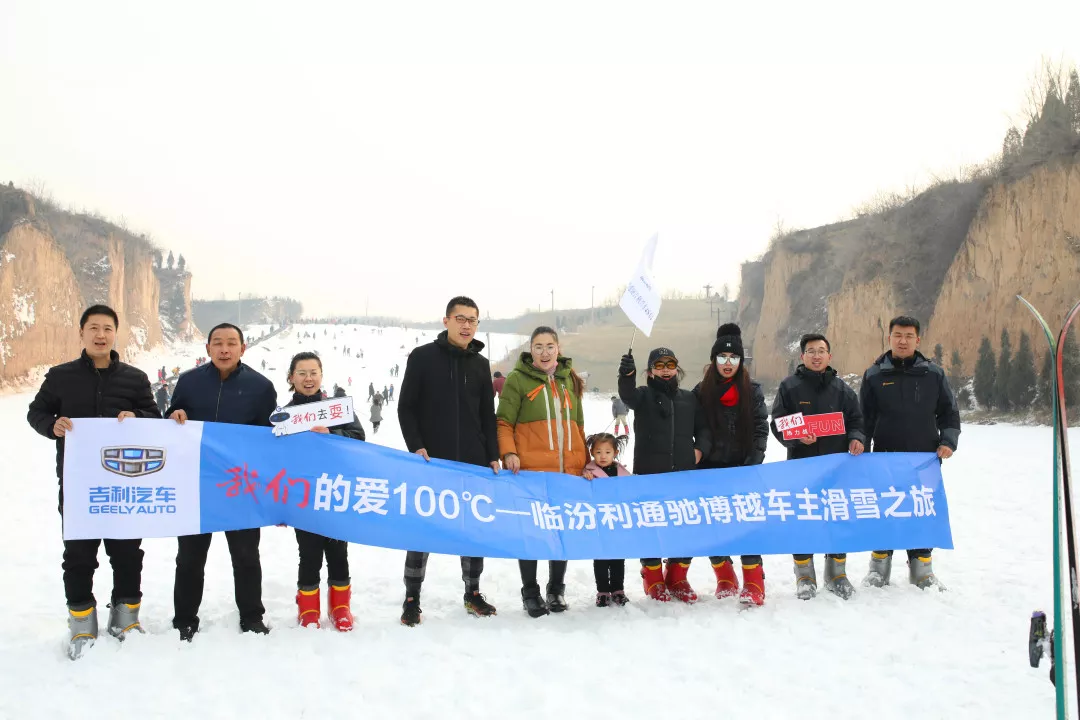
[{"x1": 1, "y1": 1, "x2": 1078, "y2": 322}]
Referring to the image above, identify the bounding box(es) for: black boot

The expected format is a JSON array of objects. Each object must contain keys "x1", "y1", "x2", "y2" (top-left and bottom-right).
[
  {"x1": 521, "y1": 585, "x2": 549, "y2": 618},
  {"x1": 546, "y1": 583, "x2": 569, "y2": 613}
]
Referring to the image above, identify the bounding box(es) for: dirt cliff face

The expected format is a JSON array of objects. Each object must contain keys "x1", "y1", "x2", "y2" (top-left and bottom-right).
[
  {"x1": 0, "y1": 186, "x2": 199, "y2": 384},
  {"x1": 925, "y1": 162, "x2": 1080, "y2": 370},
  {"x1": 735, "y1": 157, "x2": 1080, "y2": 385}
]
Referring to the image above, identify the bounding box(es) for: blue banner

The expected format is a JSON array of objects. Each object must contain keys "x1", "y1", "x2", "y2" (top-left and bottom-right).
[{"x1": 195, "y1": 422, "x2": 952, "y2": 559}]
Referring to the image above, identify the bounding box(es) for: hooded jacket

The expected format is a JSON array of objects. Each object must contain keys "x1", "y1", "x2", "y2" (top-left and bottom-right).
[
  {"x1": 285, "y1": 391, "x2": 366, "y2": 441},
  {"x1": 860, "y1": 350, "x2": 961, "y2": 453},
  {"x1": 397, "y1": 331, "x2": 499, "y2": 466},
  {"x1": 771, "y1": 365, "x2": 864, "y2": 460},
  {"x1": 496, "y1": 354, "x2": 587, "y2": 476}
]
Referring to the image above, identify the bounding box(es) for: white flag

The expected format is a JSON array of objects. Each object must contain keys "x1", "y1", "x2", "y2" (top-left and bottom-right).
[{"x1": 619, "y1": 234, "x2": 662, "y2": 336}]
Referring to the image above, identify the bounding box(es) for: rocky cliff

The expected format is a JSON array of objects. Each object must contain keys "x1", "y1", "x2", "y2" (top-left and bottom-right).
[
  {"x1": 736, "y1": 153, "x2": 1080, "y2": 384},
  {"x1": 0, "y1": 186, "x2": 199, "y2": 385}
]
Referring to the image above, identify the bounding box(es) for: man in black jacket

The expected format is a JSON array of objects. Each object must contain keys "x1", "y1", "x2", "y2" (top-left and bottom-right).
[
  {"x1": 397, "y1": 296, "x2": 501, "y2": 625},
  {"x1": 166, "y1": 323, "x2": 278, "y2": 639},
  {"x1": 859, "y1": 316, "x2": 960, "y2": 590},
  {"x1": 771, "y1": 333, "x2": 865, "y2": 601},
  {"x1": 27, "y1": 304, "x2": 161, "y2": 659}
]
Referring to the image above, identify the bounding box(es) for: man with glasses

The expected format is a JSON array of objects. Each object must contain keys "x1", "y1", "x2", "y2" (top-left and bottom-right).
[
  {"x1": 770, "y1": 333, "x2": 865, "y2": 600},
  {"x1": 859, "y1": 315, "x2": 960, "y2": 590},
  {"x1": 397, "y1": 296, "x2": 502, "y2": 625}
]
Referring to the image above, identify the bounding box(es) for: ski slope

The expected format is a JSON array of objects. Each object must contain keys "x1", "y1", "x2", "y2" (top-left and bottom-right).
[{"x1": 0, "y1": 323, "x2": 1064, "y2": 719}]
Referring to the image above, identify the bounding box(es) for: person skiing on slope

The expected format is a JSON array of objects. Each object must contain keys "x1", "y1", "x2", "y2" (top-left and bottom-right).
[
  {"x1": 370, "y1": 392, "x2": 383, "y2": 433},
  {"x1": 368, "y1": 382, "x2": 375, "y2": 401},
  {"x1": 27, "y1": 304, "x2": 161, "y2": 659},
  {"x1": 771, "y1": 332, "x2": 864, "y2": 600},
  {"x1": 283, "y1": 352, "x2": 366, "y2": 631},
  {"x1": 389, "y1": 383, "x2": 394, "y2": 401},
  {"x1": 619, "y1": 346, "x2": 710, "y2": 603},
  {"x1": 611, "y1": 395, "x2": 629, "y2": 436},
  {"x1": 693, "y1": 324, "x2": 770, "y2": 606},
  {"x1": 859, "y1": 315, "x2": 960, "y2": 590}
]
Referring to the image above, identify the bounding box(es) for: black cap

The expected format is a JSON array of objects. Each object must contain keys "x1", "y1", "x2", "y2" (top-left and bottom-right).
[
  {"x1": 711, "y1": 323, "x2": 744, "y2": 360},
  {"x1": 648, "y1": 347, "x2": 678, "y2": 366}
]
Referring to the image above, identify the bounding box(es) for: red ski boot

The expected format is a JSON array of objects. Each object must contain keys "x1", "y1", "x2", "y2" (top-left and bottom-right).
[
  {"x1": 328, "y1": 584, "x2": 354, "y2": 632},
  {"x1": 641, "y1": 564, "x2": 671, "y2": 601},
  {"x1": 739, "y1": 563, "x2": 766, "y2": 606},
  {"x1": 296, "y1": 586, "x2": 321, "y2": 628},
  {"x1": 664, "y1": 561, "x2": 698, "y2": 604},
  {"x1": 712, "y1": 559, "x2": 740, "y2": 599}
]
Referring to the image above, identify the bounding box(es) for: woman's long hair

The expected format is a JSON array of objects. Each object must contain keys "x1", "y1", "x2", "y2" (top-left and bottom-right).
[
  {"x1": 698, "y1": 359, "x2": 753, "y2": 457},
  {"x1": 530, "y1": 326, "x2": 585, "y2": 398}
]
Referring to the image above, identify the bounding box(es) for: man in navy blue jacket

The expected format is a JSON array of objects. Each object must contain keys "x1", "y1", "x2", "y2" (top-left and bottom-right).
[{"x1": 166, "y1": 323, "x2": 278, "y2": 639}]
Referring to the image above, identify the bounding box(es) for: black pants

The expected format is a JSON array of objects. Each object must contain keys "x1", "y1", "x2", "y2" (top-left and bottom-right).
[
  {"x1": 793, "y1": 553, "x2": 847, "y2": 561},
  {"x1": 641, "y1": 556, "x2": 763, "y2": 566},
  {"x1": 62, "y1": 538, "x2": 143, "y2": 608},
  {"x1": 519, "y1": 560, "x2": 568, "y2": 592},
  {"x1": 593, "y1": 560, "x2": 625, "y2": 592},
  {"x1": 403, "y1": 551, "x2": 484, "y2": 596},
  {"x1": 173, "y1": 529, "x2": 263, "y2": 629},
  {"x1": 874, "y1": 549, "x2": 932, "y2": 559},
  {"x1": 296, "y1": 529, "x2": 349, "y2": 587}
]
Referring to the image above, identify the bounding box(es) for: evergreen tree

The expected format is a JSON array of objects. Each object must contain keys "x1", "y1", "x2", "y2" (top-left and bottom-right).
[
  {"x1": 974, "y1": 337, "x2": 996, "y2": 409},
  {"x1": 933, "y1": 343, "x2": 944, "y2": 366},
  {"x1": 177, "y1": 254, "x2": 186, "y2": 271},
  {"x1": 1063, "y1": 327, "x2": 1080, "y2": 410},
  {"x1": 1002, "y1": 126, "x2": 1023, "y2": 165},
  {"x1": 166, "y1": 250, "x2": 175, "y2": 270},
  {"x1": 1008, "y1": 331, "x2": 1037, "y2": 409},
  {"x1": 995, "y1": 329, "x2": 1013, "y2": 410},
  {"x1": 949, "y1": 349, "x2": 964, "y2": 388},
  {"x1": 1038, "y1": 350, "x2": 1054, "y2": 411},
  {"x1": 153, "y1": 249, "x2": 163, "y2": 268},
  {"x1": 1066, "y1": 68, "x2": 1080, "y2": 135}
]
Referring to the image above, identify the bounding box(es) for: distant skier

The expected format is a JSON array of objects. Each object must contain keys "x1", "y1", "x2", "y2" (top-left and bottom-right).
[
  {"x1": 382, "y1": 386, "x2": 389, "y2": 403},
  {"x1": 611, "y1": 395, "x2": 629, "y2": 435},
  {"x1": 389, "y1": 383, "x2": 394, "y2": 401},
  {"x1": 492, "y1": 371, "x2": 505, "y2": 397},
  {"x1": 370, "y1": 393, "x2": 383, "y2": 433},
  {"x1": 348, "y1": 377, "x2": 352, "y2": 387},
  {"x1": 156, "y1": 383, "x2": 170, "y2": 416},
  {"x1": 261, "y1": 359, "x2": 267, "y2": 371},
  {"x1": 368, "y1": 382, "x2": 375, "y2": 401}
]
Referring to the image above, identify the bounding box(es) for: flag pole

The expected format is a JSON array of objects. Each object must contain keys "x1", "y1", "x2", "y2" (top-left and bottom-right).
[{"x1": 628, "y1": 328, "x2": 637, "y2": 355}]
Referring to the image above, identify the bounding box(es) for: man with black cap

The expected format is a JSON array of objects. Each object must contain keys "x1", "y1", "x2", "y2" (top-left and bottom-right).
[{"x1": 618, "y1": 346, "x2": 710, "y2": 602}]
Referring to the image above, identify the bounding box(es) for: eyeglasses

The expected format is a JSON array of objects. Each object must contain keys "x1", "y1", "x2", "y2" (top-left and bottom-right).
[
  {"x1": 652, "y1": 361, "x2": 678, "y2": 370},
  {"x1": 450, "y1": 315, "x2": 480, "y2": 327},
  {"x1": 803, "y1": 349, "x2": 829, "y2": 357},
  {"x1": 292, "y1": 370, "x2": 322, "y2": 379},
  {"x1": 715, "y1": 356, "x2": 741, "y2": 366}
]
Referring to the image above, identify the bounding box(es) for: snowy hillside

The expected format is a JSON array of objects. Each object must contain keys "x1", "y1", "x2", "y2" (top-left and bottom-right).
[{"x1": 0, "y1": 323, "x2": 1064, "y2": 719}]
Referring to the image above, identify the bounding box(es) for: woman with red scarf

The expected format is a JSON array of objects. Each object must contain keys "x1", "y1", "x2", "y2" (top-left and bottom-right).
[{"x1": 693, "y1": 324, "x2": 770, "y2": 605}]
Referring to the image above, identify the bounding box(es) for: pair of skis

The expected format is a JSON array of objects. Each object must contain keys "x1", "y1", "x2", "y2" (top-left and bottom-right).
[{"x1": 1019, "y1": 296, "x2": 1080, "y2": 720}]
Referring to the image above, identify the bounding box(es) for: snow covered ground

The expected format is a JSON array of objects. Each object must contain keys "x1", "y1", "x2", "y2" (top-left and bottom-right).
[{"x1": 0, "y1": 323, "x2": 1065, "y2": 718}]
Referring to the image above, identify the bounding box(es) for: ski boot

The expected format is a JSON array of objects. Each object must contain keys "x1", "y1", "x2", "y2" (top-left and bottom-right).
[
  {"x1": 610, "y1": 590, "x2": 630, "y2": 607},
  {"x1": 824, "y1": 556, "x2": 856, "y2": 600},
  {"x1": 522, "y1": 586, "x2": 550, "y2": 618},
  {"x1": 67, "y1": 604, "x2": 98, "y2": 661},
  {"x1": 328, "y1": 583, "x2": 354, "y2": 631},
  {"x1": 107, "y1": 599, "x2": 145, "y2": 640},
  {"x1": 739, "y1": 563, "x2": 766, "y2": 606},
  {"x1": 664, "y1": 561, "x2": 699, "y2": 603},
  {"x1": 711, "y1": 558, "x2": 740, "y2": 599},
  {"x1": 464, "y1": 590, "x2": 497, "y2": 617},
  {"x1": 546, "y1": 583, "x2": 569, "y2": 613},
  {"x1": 641, "y1": 564, "x2": 671, "y2": 602},
  {"x1": 401, "y1": 596, "x2": 422, "y2": 626},
  {"x1": 793, "y1": 557, "x2": 817, "y2": 600},
  {"x1": 909, "y1": 556, "x2": 944, "y2": 591},
  {"x1": 863, "y1": 552, "x2": 892, "y2": 587},
  {"x1": 296, "y1": 585, "x2": 321, "y2": 628}
]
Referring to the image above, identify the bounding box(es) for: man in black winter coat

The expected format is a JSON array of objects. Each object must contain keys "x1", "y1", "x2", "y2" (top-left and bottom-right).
[
  {"x1": 397, "y1": 296, "x2": 501, "y2": 625},
  {"x1": 859, "y1": 315, "x2": 960, "y2": 590},
  {"x1": 26, "y1": 304, "x2": 161, "y2": 659},
  {"x1": 166, "y1": 323, "x2": 278, "y2": 639},
  {"x1": 154, "y1": 383, "x2": 170, "y2": 416},
  {"x1": 771, "y1": 333, "x2": 865, "y2": 601}
]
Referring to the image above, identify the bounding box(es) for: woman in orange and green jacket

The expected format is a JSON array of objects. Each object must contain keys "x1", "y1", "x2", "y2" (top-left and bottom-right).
[{"x1": 497, "y1": 326, "x2": 588, "y2": 618}]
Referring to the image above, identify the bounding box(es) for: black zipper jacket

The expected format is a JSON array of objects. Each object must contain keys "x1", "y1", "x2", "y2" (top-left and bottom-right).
[
  {"x1": 771, "y1": 365, "x2": 865, "y2": 460},
  {"x1": 860, "y1": 351, "x2": 961, "y2": 453},
  {"x1": 166, "y1": 361, "x2": 277, "y2": 427}
]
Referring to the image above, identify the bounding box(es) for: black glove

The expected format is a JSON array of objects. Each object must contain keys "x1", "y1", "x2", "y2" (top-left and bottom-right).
[{"x1": 619, "y1": 353, "x2": 636, "y2": 377}]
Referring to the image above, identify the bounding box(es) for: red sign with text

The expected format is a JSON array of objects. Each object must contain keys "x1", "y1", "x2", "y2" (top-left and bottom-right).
[{"x1": 780, "y1": 412, "x2": 846, "y2": 441}]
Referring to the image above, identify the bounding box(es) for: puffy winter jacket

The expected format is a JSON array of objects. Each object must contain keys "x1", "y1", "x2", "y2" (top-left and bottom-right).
[
  {"x1": 497, "y1": 354, "x2": 587, "y2": 476},
  {"x1": 584, "y1": 460, "x2": 630, "y2": 479},
  {"x1": 166, "y1": 361, "x2": 277, "y2": 427},
  {"x1": 285, "y1": 391, "x2": 366, "y2": 441},
  {"x1": 619, "y1": 368, "x2": 710, "y2": 476},
  {"x1": 692, "y1": 379, "x2": 768, "y2": 467},
  {"x1": 397, "y1": 331, "x2": 499, "y2": 466},
  {"x1": 27, "y1": 350, "x2": 160, "y2": 501},
  {"x1": 860, "y1": 351, "x2": 961, "y2": 453},
  {"x1": 771, "y1": 365, "x2": 865, "y2": 460},
  {"x1": 611, "y1": 397, "x2": 629, "y2": 418}
]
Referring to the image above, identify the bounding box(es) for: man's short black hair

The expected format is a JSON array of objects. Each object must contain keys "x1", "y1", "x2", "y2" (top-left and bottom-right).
[
  {"x1": 80, "y1": 304, "x2": 119, "y2": 329},
  {"x1": 207, "y1": 322, "x2": 245, "y2": 344},
  {"x1": 888, "y1": 315, "x2": 921, "y2": 335},
  {"x1": 446, "y1": 296, "x2": 479, "y2": 317},
  {"x1": 800, "y1": 333, "x2": 830, "y2": 353}
]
